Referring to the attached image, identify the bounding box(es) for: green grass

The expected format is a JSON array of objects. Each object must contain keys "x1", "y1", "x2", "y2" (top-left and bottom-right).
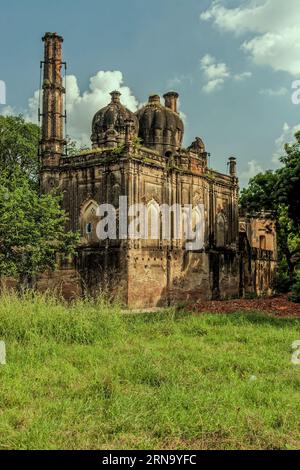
[{"x1": 1, "y1": 292, "x2": 300, "y2": 450}]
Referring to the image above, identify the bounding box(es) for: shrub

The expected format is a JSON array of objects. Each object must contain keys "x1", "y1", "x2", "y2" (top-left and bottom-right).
[
  {"x1": 272, "y1": 260, "x2": 294, "y2": 293},
  {"x1": 289, "y1": 270, "x2": 300, "y2": 303}
]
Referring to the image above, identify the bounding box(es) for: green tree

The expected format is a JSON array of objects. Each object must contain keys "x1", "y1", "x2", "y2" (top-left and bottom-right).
[
  {"x1": 0, "y1": 169, "x2": 78, "y2": 286},
  {"x1": 66, "y1": 136, "x2": 80, "y2": 156},
  {"x1": 65, "y1": 136, "x2": 89, "y2": 156},
  {"x1": 0, "y1": 115, "x2": 78, "y2": 288},
  {"x1": 277, "y1": 131, "x2": 300, "y2": 227},
  {"x1": 239, "y1": 170, "x2": 279, "y2": 217},
  {"x1": 0, "y1": 115, "x2": 40, "y2": 182},
  {"x1": 276, "y1": 206, "x2": 300, "y2": 281},
  {"x1": 239, "y1": 138, "x2": 300, "y2": 292}
]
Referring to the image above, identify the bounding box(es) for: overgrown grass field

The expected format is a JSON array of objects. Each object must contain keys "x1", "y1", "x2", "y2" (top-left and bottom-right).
[{"x1": 1, "y1": 293, "x2": 300, "y2": 450}]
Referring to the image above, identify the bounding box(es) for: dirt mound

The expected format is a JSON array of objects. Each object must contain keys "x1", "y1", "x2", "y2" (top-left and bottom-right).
[{"x1": 190, "y1": 295, "x2": 300, "y2": 318}]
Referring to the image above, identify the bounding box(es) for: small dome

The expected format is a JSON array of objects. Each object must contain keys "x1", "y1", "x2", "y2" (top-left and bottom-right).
[
  {"x1": 91, "y1": 91, "x2": 139, "y2": 148},
  {"x1": 136, "y1": 93, "x2": 184, "y2": 155}
]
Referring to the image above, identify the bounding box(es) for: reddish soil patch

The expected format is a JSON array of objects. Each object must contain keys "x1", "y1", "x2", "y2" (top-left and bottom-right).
[{"x1": 190, "y1": 295, "x2": 300, "y2": 318}]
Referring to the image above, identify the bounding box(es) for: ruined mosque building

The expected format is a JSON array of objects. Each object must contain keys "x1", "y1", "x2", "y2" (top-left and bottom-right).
[{"x1": 38, "y1": 32, "x2": 277, "y2": 307}]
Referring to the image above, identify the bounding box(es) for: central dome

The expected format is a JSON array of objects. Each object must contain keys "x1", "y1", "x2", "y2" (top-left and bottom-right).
[
  {"x1": 91, "y1": 91, "x2": 139, "y2": 148},
  {"x1": 136, "y1": 92, "x2": 184, "y2": 155}
]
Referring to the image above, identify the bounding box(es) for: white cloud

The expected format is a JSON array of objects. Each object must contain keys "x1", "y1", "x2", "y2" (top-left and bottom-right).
[
  {"x1": 166, "y1": 77, "x2": 181, "y2": 88},
  {"x1": 166, "y1": 74, "x2": 193, "y2": 89},
  {"x1": 64, "y1": 71, "x2": 138, "y2": 146},
  {"x1": 240, "y1": 159, "x2": 265, "y2": 183},
  {"x1": 201, "y1": 54, "x2": 230, "y2": 80},
  {"x1": 1, "y1": 71, "x2": 139, "y2": 147},
  {"x1": 200, "y1": 53, "x2": 252, "y2": 92},
  {"x1": 0, "y1": 105, "x2": 16, "y2": 116},
  {"x1": 202, "y1": 78, "x2": 225, "y2": 93},
  {"x1": 273, "y1": 121, "x2": 300, "y2": 165},
  {"x1": 239, "y1": 121, "x2": 300, "y2": 183},
  {"x1": 239, "y1": 121, "x2": 300, "y2": 185},
  {"x1": 234, "y1": 71, "x2": 252, "y2": 81},
  {"x1": 259, "y1": 87, "x2": 288, "y2": 96},
  {"x1": 200, "y1": 54, "x2": 230, "y2": 93},
  {"x1": 200, "y1": 0, "x2": 300, "y2": 75},
  {"x1": 239, "y1": 120, "x2": 300, "y2": 185},
  {"x1": 1, "y1": 70, "x2": 189, "y2": 147}
]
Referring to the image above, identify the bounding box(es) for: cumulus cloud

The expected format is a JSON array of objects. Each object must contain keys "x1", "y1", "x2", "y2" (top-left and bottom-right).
[
  {"x1": 1, "y1": 70, "x2": 190, "y2": 147},
  {"x1": 234, "y1": 71, "x2": 252, "y2": 81},
  {"x1": 0, "y1": 105, "x2": 16, "y2": 116},
  {"x1": 239, "y1": 121, "x2": 300, "y2": 185},
  {"x1": 65, "y1": 71, "x2": 138, "y2": 146},
  {"x1": 166, "y1": 74, "x2": 193, "y2": 89},
  {"x1": 200, "y1": 0, "x2": 300, "y2": 75},
  {"x1": 202, "y1": 78, "x2": 224, "y2": 94},
  {"x1": 1, "y1": 71, "x2": 139, "y2": 147},
  {"x1": 239, "y1": 121, "x2": 300, "y2": 183},
  {"x1": 239, "y1": 120, "x2": 300, "y2": 185},
  {"x1": 200, "y1": 53, "x2": 252, "y2": 92},
  {"x1": 240, "y1": 159, "x2": 265, "y2": 184},
  {"x1": 201, "y1": 54, "x2": 230, "y2": 81},
  {"x1": 259, "y1": 87, "x2": 288, "y2": 96},
  {"x1": 200, "y1": 54, "x2": 230, "y2": 93},
  {"x1": 273, "y1": 121, "x2": 300, "y2": 165}
]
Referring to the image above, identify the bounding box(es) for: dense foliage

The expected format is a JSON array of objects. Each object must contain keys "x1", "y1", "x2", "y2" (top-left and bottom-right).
[
  {"x1": 240, "y1": 132, "x2": 300, "y2": 300},
  {"x1": 0, "y1": 115, "x2": 78, "y2": 286},
  {"x1": 277, "y1": 132, "x2": 300, "y2": 227},
  {"x1": 0, "y1": 115, "x2": 40, "y2": 182}
]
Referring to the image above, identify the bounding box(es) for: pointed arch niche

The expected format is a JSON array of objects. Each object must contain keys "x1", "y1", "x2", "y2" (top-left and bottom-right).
[
  {"x1": 80, "y1": 199, "x2": 100, "y2": 244},
  {"x1": 147, "y1": 199, "x2": 161, "y2": 246},
  {"x1": 216, "y1": 213, "x2": 227, "y2": 248}
]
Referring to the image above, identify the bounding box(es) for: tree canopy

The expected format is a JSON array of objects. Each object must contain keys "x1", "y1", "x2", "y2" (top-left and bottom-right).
[
  {"x1": 0, "y1": 115, "x2": 78, "y2": 286},
  {"x1": 0, "y1": 115, "x2": 40, "y2": 182},
  {"x1": 276, "y1": 131, "x2": 300, "y2": 227},
  {"x1": 240, "y1": 132, "x2": 300, "y2": 296}
]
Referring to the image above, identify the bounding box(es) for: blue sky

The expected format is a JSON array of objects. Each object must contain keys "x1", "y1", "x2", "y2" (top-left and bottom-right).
[{"x1": 1, "y1": 0, "x2": 300, "y2": 186}]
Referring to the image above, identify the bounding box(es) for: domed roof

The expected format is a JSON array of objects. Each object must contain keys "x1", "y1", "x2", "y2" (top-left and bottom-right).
[
  {"x1": 136, "y1": 93, "x2": 184, "y2": 155},
  {"x1": 91, "y1": 91, "x2": 139, "y2": 148}
]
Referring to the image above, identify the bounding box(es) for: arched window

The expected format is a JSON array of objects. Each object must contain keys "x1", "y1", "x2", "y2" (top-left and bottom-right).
[
  {"x1": 181, "y1": 209, "x2": 188, "y2": 242},
  {"x1": 183, "y1": 206, "x2": 205, "y2": 251},
  {"x1": 80, "y1": 199, "x2": 99, "y2": 243},
  {"x1": 192, "y1": 207, "x2": 201, "y2": 233},
  {"x1": 216, "y1": 213, "x2": 226, "y2": 247},
  {"x1": 147, "y1": 200, "x2": 161, "y2": 245}
]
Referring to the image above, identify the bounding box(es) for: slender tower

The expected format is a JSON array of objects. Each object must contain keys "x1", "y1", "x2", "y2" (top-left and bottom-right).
[{"x1": 40, "y1": 32, "x2": 65, "y2": 170}]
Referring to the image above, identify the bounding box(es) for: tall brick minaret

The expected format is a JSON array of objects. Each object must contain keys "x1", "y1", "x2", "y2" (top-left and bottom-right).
[{"x1": 40, "y1": 32, "x2": 65, "y2": 169}]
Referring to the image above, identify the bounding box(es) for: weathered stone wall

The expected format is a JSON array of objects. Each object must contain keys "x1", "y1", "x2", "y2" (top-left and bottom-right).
[
  {"x1": 239, "y1": 217, "x2": 277, "y2": 298},
  {"x1": 127, "y1": 247, "x2": 168, "y2": 307},
  {"x1": 37, "y1": 267, "x2": 82, "y2": 300},
  {"x1": 27, "y1": 147, "x2": 277, "y2": 307},
  {"x1": 78, "y1": 245, "x2": 128, "y2": 303},
  {"x1": 31, "y1": 32, "x2": 278, "y2": 308},
  {"x1": 38, "y1": 89, "x2": 272, "y2": 307},
  {"x1": 217, "y1": 252, "x2": 240, "y2": 299},
  {"x1": 42, "y1": 147, "x2": 241, "y2": 307},
  {"x1": 168, "y1": 251, "x2": 212, "y2": 304}
]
